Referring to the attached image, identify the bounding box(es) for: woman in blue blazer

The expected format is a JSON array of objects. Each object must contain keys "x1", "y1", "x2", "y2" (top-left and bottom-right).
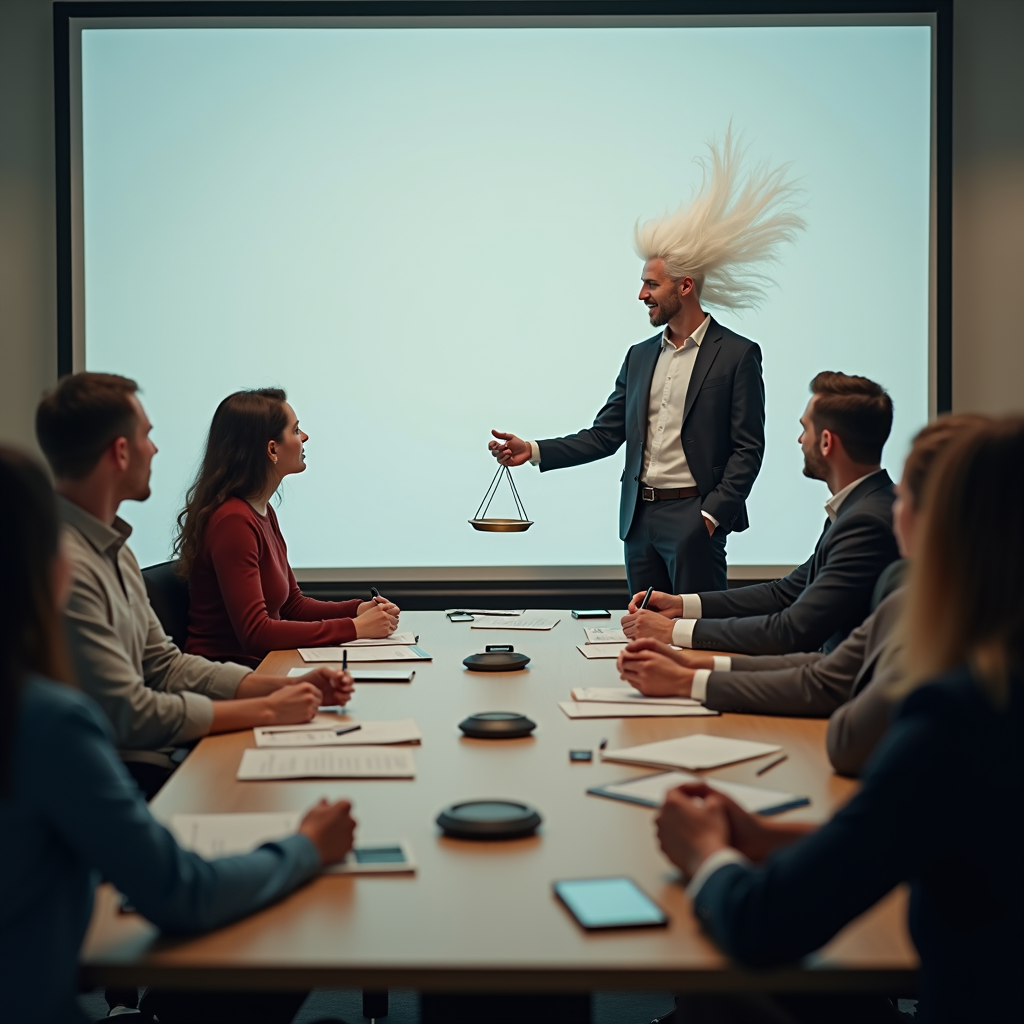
[
  {"x1": 0, "y1": 448, "x2": 357, "y2": 1024},
  {"x1": 655, "y1": 417, "x2": 1023, "y2": 1024}
]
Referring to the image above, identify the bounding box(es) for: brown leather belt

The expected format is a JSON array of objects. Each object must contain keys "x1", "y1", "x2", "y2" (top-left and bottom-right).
[{"x1": 640, "y1": 485, "x2": 701, "y2": 501}]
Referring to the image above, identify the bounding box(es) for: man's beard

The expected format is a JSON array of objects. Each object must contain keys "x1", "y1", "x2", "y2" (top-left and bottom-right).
[
  {"x1": 648, "y1": 292, "x2": 682, "y2": 327},
  {"x1": 802, "y1": 450, "x2": 828, "y2": 481}
]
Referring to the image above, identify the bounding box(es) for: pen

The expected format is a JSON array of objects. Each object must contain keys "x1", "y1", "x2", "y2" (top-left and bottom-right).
[
  {"x1": 342, "y1": 649, "x2": 348, "y2": 672},
  {"x1": 756, "y1": 753, "x2": 788, "y2": 776},
  {"x1": 599, "y1": 737, "x2": 608, "y2": 750},
  {"x1": 262, "y1": 724, "x2": 362, "y2": 737},
  {"x1": 639, "y1": 586, "x2": 654, "y2": 610},
  {"x1": 370, "y1": 587, "x2": 381, "y2": 599}
]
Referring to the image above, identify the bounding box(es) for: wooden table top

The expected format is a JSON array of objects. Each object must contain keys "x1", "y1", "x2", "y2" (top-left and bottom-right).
[{"x1": 81, "y1": 610, "x2": 917, "y2": 993}]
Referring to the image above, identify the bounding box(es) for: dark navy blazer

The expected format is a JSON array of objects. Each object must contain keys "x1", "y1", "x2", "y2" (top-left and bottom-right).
[
  {"x1": 693, "y1": 664, "x2": 1024, "y2": 1024},
  {"x1": 536, "y1": 317, "x2": 765, "y2": 540},
  {"x1": 693, "y1": 470, "x2": 899, "y2": 654}
]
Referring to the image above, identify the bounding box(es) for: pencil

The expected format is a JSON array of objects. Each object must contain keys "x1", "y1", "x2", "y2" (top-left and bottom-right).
[{"x1": 756, "y1": 754, "x2": 788, "y2": 776}]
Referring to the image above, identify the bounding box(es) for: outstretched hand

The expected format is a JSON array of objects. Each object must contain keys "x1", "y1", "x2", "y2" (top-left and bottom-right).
[{"x1": 488, "y1": 430, "x2": 532, "y2": 467}]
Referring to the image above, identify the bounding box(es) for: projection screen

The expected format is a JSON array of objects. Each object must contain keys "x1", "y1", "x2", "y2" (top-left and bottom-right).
[{"x1": 60, "y1": 7, "x2": 943, "y2": 581}]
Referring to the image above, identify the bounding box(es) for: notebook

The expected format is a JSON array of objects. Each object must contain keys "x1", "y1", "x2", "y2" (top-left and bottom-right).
[{"x1": 600, "y1": 734, "x2": 782, "y2": 771}]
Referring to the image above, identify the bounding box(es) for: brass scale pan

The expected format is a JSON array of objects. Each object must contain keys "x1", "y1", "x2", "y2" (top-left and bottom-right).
[{"x1": 469, "y1": 464, "x2": 533, "y2": 532}]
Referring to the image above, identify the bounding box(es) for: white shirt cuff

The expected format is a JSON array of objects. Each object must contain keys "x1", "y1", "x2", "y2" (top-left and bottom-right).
[
  {"x1": 528, "y1": 440, "x2": 541, "y2": 466},
  {"x1": 690, "y1": 669, "x2": 711, "y2": 702},
  {"x1": 701, "y1": 511, "x2": 720, "y2": 529},
  {"x1": 680, "y1": 594, "x2": 702, "y2": 618},
  {"x1": 672, "y1": 617, "x2": 698, "y2": 648},
  {"x1": 686, "y1": 847, "x2": 751, "y2": 902},
  {"x1": 712, "y1": 656, "x2": 732, "y2": 672}
]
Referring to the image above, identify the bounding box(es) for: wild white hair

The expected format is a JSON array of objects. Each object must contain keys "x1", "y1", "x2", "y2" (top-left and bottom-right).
[{"x1": 634, "y1": 127, "x2": 806, "y2": 311}]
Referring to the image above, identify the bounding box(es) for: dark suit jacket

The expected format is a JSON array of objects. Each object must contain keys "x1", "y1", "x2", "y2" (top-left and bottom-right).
[
  {"x1": 691, "y1": 470, "x2": 899, "y2": 655},
  {"x1": 536, "y1": 317, "x2": 765, "y2": 540},
  {"x1": 703, "y1": 588, "x2": 905, "y2": 775},
  {"x1": 693, "y1": 665, "x2": 1024, "y2": 1024}
]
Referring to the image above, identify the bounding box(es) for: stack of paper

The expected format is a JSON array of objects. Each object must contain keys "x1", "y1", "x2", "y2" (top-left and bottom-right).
[
  {"x1": 253, "y1": 719, "x2": 422, "y2": 748},
  {"x1": 583, "y1": 627, "x2": 628, "y2": 644},
  {"x1": 588, "y1": 771, "x2": 808, "y2": 816},
  {"x1": 571, "y1": 687, "x2": 700, "y2": 707},
  {"x1": 471, "y1": 615, "x2": 560, "y2": 630},
  {"x1": 600, "y1": 734, "x2": 782, "y2": 771},
  {"x1": 558, "y1": 700, "x2": 717, "y2": 719},
  {"x1": 445, "y1": 608, "x2": 525, "y2": 616},
  {"x1": 237, "y1": 747, "x2": 416, "y2": 780},
  {"x1": 575, "y1": 643, "x2": 628, "y2": 660},
  {"x1": 298, "y1": 645, "x2": 431, "y2": 663},
  {"x1": 170, "y1": 813, "x2": 416, "y2": 873},
  {"x1": 288, "y1": 667, "x2": 416, "y2": 682},
  {"x1": 335, "y1": 632, "x2": 418, "y2": 647}
]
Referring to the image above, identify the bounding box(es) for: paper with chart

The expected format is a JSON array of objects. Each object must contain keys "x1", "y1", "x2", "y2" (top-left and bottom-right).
[
  {"x1": 334, "y1": 632, "x2": 418, "y2": 647},
  {"x1": 254, "y1": 719, "x2": 422, "y2": 748},
  {"x1": 571, "y1": 687, "x2": 701, "y2": 707},
  {"x1": 601, "y1": 734, "x2": 781, "y2": 771},
  {"x1": 289, "y1": 667, "x2": 416, "y2": 681},
  {"x1": 576, "y1": 643, "x2": 627, "y2": 660},
  {"x1": 470, "y1": 615, "x2": 560, "y2": 630},
  {"x1": 298, "y1": 645, "x2": 431, "y2": 663},
  {"x1": 237, "y1": 747, "x2": 416, "y2": 779},
  {"x1": 558, "y1": 701, "x2": 718, "y2": 719},
  {"x1": 169, "y1": 813, "x2": 416, "y2": 873},
  {"x1": 588, "y1": 771, "x2": 808, "y2": 816},
  {"x1": 583, "y1": 627, "x2": 628, "y2": 644}
]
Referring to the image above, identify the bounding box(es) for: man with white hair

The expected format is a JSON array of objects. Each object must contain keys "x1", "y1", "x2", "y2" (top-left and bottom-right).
[{"x1": 489, "y1": 130, "x2": 805, "y2": 593}]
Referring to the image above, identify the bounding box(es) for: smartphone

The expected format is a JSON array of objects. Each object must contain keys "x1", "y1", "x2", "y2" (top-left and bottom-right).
[
  {"x1": 572, "y1": 609, "x2": 611, "y2": 619},
  {"x1": 447, "y1": 612, "x2": 475, "y2": 622},
  {"x1": 553, "y1": 877, "x2": 668, "y2": 931}
]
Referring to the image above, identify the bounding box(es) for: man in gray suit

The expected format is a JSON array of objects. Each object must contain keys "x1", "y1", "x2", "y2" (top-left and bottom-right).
[{"x1": 617, "y1": 414, "x2": 980, "y2": 775}]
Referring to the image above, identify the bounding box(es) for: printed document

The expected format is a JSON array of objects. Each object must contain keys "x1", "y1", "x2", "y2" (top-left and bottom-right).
[
  {"x1": 445, "y1": 608, "x2": 526, "y2": 616},
  {"x1": 254, "y1": 719, "x2": 422, "y2": 747},
  {"x1": 601, "y1": 734, "x2": 781, "y2": 771},
  {"x1": 237, "y1": 747, "x2": 416, "y2": 779},
  {"x1": 334, "y1": 632, "x2": 418, "y2": 647},
  {"x1": 583, "y1": 627, "x2": 628, "y2": 644},
  {"x1": 289, "y1": 667, "x2": 416, "y2": 681},
  {"x1": 558, "y1": 701, "x2": 717, "y2": 719},
  {"x1": 299, "y1": 645, "x2": 431, "y2": 662},
  {"x1": 571, "y1": 687, "x2": 700, "y2": 707},
  {"x1": 575, "y1": 643, "x2": 627, "y2": 660},
  {"x1": 471, "y1": 615, "x2": 560, "y2": 630}
]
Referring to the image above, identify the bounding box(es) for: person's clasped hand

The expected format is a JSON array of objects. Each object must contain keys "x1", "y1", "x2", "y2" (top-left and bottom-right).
[
  {"x1": 354, "y1": 600, "x2": 398, "y2": 639},
  {"x1": 617, "y1": 638, "x2": 696, "y2": 697},
  {"x1": 621, "y1": 590, "x2": 681, "y2": 642},
  {"x1": 298, "y1": 799, "x2": 357, "y2": 865},
  {"x1": 264, "y1": 683, "x2": 322, "y2": 724},
  {"x1": 295, "y1": 666, "x2": 355, "y2": 707},
  {"x1": 655, "y1": 784, "x2": 733, "y2": 880}
]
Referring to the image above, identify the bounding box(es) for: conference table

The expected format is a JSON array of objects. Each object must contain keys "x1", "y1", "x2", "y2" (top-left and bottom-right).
[{"x1": 80, "y1": 610, "x2": 918, "y2": 1004}]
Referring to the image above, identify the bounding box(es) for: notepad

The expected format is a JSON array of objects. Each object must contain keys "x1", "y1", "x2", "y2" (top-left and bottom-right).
[
  {"x1": 253, "y1": 719, "x2": 422, "y2": 748},
  {"x1": 445, "y1": 608, "x2": 526, "y2": 616},
  {"x1": 558, "y1": 700, "x2": 718, "y2": 719},
  {"x1": 583, "y1": 627, "x2": 628, "y2": 644},
  {"x1": 289, "y1": 667, "x2": 416, "y2": 682},
  {"x1": 471, "y1": 615, "x2": 560, "y2": 630},
  {"x1": 588, "y1": 771, "x2": 809, "y2": 816},
  {"x1": 571, "y1": 687, "x2": 700, "y2": 707},
  {"x1": 298, "y1": 645, "x2": 432, "y2": 663},
  {"x1": 335, "y1": 632, "x2": 418, "y2": 647},
  {"x1": 575, "y1": 643, "x2": 628, "y2": 659},
  {"x1": 169, "y1": 813, "x2": 416, "y2": 873},
  {"x1": 237, "y1": 747, "x2": 416, "y2": 779},
  {"x1": 601, "y1": 734, "x2": 782, "y2": 771}
]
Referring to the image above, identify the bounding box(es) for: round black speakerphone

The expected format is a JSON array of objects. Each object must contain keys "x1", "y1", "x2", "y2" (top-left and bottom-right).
[
  {"x1": 458, "y1": 712, "x2": 536, "y2": 739},
  {"x1": 436, "y1": 800, "x2": 542, "y2": 840},
  {"x1": 463, "y1": 644, "x2": 531, "y2": 672}
]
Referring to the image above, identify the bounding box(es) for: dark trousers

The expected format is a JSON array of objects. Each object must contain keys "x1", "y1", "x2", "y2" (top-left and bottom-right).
[{"x1": 624, "y1": 494, "x2": 727, "y2": 596}]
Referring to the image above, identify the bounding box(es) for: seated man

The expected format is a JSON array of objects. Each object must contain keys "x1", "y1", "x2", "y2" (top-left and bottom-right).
[
  {"x1": 623, "y1": 371, "x2": 899, "y2": 656},
  {"x1": 618, "y1": 415, "x2": 981, "y2": 776},
  {"x1": 35, "y1": 372, "x2": 354, "y2": 798}
]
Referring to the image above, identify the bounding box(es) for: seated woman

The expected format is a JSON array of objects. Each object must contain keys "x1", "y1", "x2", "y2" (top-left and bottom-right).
[
  {"x1": 178, "y1": 388, "x2": 401, "y2": 666},
  {"x1": 654, "y1": 418, "x2": 1023, "y2": 1023},
  {"x1": 616, "y1": 414, "x2": 985, "y2": 776},
  {"x1": 0, "y1": 448, "x2": 357, "y2": 1024}
]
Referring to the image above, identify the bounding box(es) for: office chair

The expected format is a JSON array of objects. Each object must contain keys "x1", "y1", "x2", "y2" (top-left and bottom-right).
[{"x1": 141, "y1": 559, "x2": 190, "y2": 649}]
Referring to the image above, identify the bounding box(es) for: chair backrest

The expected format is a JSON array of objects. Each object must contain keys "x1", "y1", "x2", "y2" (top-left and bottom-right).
[
  {"x1": 870, "y1": 558, "x2": 908, "y2": 612},
  {"x1": 141, "y1": 559, "x2": 190, "y2": 650}
]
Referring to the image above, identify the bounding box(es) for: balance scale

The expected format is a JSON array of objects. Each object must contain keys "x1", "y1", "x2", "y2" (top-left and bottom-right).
[{"x1": 468, "y1": 464, "x2": 533, "y2": 533}]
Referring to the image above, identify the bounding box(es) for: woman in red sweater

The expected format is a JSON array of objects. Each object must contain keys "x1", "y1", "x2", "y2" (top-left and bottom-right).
[{"x1": 177, "y1": 388, "x2": 400, "y2": 666}]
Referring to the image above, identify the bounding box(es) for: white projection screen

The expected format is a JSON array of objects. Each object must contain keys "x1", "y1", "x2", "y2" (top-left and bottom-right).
[{"x1": 62, "y1": 7, "x2": 943, "y2": 583}]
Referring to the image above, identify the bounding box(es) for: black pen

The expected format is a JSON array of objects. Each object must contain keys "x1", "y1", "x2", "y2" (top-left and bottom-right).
[
  {"x1": 756, "y1": 753, "x2": 788, "y2": 776},
  {"x1": 639, "y1": 586, "x2": 654, "y2": 610},
  {"x1": 262, "y1": 724, "x2": 362, "y2": 737},
  {"x1": 342, "y1": 649, "x2": 348, "y2": 672},
  {"x1": 370, "y1": 587, "x2": 381, "y2": 599}
]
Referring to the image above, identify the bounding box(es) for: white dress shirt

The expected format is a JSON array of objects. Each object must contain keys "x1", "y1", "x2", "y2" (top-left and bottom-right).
[
  {"x1": 670, "y1": 473, "x2": 877, "y2": 651},
  {"x1": 529, "y1": 315, "x2": 717, "y2": 526}
]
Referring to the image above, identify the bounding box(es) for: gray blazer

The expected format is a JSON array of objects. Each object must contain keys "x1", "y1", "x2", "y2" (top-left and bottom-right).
[{"x1": 703, "y1": 587, "x2": 906, "y2": 776}]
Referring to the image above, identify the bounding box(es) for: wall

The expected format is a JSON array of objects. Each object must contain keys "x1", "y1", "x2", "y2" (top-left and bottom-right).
[{"x1": 2, "y1": 0, "x2": 1022, "y2": 461}]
